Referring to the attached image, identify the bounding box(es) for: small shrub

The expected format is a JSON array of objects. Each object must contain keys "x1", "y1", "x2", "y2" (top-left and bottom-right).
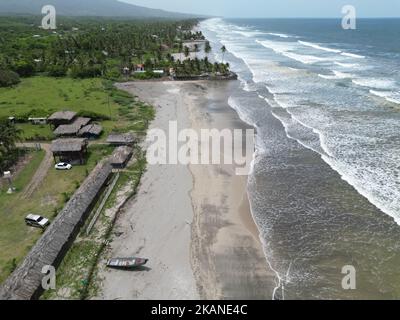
[{"x1": 0, "y1": 69, "x2": 20, "y2": 87}]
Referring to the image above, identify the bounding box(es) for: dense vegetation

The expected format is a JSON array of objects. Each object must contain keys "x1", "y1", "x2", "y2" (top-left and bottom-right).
[
  {"x1": 0, "y1": 118, "x2": 21, "y2": 173},
  {"x1": 0, "y1": 16, "x2": 229, "y2": 83},
  {"x1": 0, "y1": 69, "x2": 20, "y2": 87}
]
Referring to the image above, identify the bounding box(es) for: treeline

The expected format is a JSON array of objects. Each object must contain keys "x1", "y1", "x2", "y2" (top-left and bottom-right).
[
  {"x1": 0, "y1": 118, "x2": 21, "y2": 173},
  {"x1": 0, "y1": 16, "x2": 229, "y2": 84}
]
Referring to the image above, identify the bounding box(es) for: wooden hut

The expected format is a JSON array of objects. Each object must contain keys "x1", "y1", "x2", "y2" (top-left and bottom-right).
[
  {"x1": 51, "y1": 138, "x2": 88, "y2": 164},
  {"x1": 47, "y1": 111, "x2": 77, "y2": 128},
  {"x1": 110, "y1": 146, "x2": 133, "y2": 169},
  {"x1": 53, "y1": 117, "x2": 91, "y2": 137},
  {"x1": 106, "y1": 133, "x2": 137, "y2": 146},
  {"x1": 78, "y1": 124, "x2": 103, "y2": 139},
  {"x1": 0, "y1": 161, "x2": 113, "y2": 300}
]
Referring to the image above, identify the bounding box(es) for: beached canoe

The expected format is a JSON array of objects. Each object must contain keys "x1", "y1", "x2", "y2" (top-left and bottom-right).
[{"x1": 107, "y1": 257, "x2": 149, "y2": 269}]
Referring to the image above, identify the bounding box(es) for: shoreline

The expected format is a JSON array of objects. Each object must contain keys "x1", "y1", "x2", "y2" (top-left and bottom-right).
[
  {"x1": 96, "y1": 79, "x2": 275, "y2": 300},
  {"x1": 185, "y1": 80, "x2": 275, "y2": 299}
]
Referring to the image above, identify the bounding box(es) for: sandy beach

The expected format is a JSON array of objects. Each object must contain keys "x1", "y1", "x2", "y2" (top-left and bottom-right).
[{"x1": 96, "y1": 80, "x2": 275, "y2": 300}]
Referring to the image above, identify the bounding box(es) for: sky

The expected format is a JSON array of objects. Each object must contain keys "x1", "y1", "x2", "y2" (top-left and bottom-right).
[{"x1": 120, "y1": 0, "x2": 400, "y2": 18}]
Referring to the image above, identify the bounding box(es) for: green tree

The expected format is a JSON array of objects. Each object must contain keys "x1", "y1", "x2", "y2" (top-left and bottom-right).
[
  {"x1": 221, "y1": 45, "x2": 227, "y2": 63},
  {"x1": 0, "y1": 69, "x2": 20, "y2": 87},
  {"x1": 184, "y1": 46, "x2": 190, "y2": 59},
  {"x1": 0, "y1": 118, "x2": 22, "y2": 172},
  {"x1": 204, "y1": 41, "x2": 212, "y2": 58},
  {"x1": 12, "y1": 60, "x2": 35, "y2": 77}
]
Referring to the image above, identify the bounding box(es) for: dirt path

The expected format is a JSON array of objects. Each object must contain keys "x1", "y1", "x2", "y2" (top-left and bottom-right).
[{"x1": 18, "y1": 143, "x2": 53, "y2": 199}]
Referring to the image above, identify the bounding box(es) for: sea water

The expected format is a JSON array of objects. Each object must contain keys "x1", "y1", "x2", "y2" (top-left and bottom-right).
[{"x1": 201, "y1": 18, "x2": 400, "y2": 299}]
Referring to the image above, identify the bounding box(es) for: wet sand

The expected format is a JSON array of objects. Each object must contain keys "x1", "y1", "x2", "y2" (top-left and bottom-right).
[{"x1": 96, "y1": 80, "x2": 275, "y2": 300}]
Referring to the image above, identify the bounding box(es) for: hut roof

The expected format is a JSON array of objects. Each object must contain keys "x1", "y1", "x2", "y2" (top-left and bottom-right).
[
  {"x1": 107, "y1": 133, "x2": 137, "y2": 145},
  {"x1": 0, "y1": 161, "x2": 113, "y2": 300},
  {"x1": 73, "y1": 117, "x2": 91, "y2": 127},
  {"x1": 110, "y1": 146, "x2": 133, "y2": 165},
  {"x1": 78, "y1": 124, "x2": 103, "y2": 137},
  {"x1": 53, "y1": 124, "x2": 79, "y2": 136},
  {"x1": 51, "y1": 138, "x2": 87, "y2": 153},
  {"x1": 53, "y1": 117, "x2": 91, "y2": 136},
  {"x1": 48, "y1": 111, "x2": 77, "y2": 122}
]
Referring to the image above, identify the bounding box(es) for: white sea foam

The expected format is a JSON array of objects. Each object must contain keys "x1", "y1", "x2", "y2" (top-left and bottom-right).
[
  {"x1": 232, "y1": 30, "x2": 264, "y2": 38},
  {"x1": 352, "y1": 78, "x2": 397, "y2": 90},
  {"x1": 318, "y1": 70, "x2": 354, "y2": 80},
  {"x1": 341, "y1": 52, "x2": 365, "y2": 59},
  {"x1": 298, "y1": 41, "x2": 342, "y2": 53},
  {"x1": 334, "y1": 62, "x2": 360, "y2": 68},
  {"x1": 370, "y1": 90, "x2": 400, "y2": 104},
  {"x1": 228, "y1": 96, "x2": 257, "y2": 128},
  {"x1": 267, "y1": 32, "x2": 291, "y2": 38},
  {"x1": 321, "y1": 154, "x2": 400, "y2": 225},
  {"x1": 282, "y1": 52, "x2": 326, "y2": 64},
  {"x1": 256, "y1": 39, "x2": 327, "y2": 65},
  {"x1": 256, "y1": 39, "x2": 296, "y2": 54}
]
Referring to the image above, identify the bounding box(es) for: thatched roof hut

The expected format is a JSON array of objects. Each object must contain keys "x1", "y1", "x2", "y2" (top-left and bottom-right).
[
  {"x1": 53, "y1": 124, "x2": 79, "y2": 136},
  {"x1": 107, "y1": 133, "x2": 137, "y2": 146},
  {"x1": 78, "y1": 124, "x2": 103, "y2": 139},
  {"x1": 0, "y1": 161, "x2": 113, "y2": 300},
  {"x1": 51, "y1": 138, "x2": 88, "y2": 164},
  {"x1": 48, "y1": 111, "x2": 77, "y2": 126},
  {"x1": 53, "y1": 117, "x2": 91, "y2": 137},
  {"x1": 110, "y1": 146, "x2": 133, "y2": 169},
  {"x1": 51, "y1": 138, "x2": 87, "y2": 153}
]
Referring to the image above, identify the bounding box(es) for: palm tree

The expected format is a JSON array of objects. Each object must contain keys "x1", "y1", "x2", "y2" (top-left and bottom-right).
[
  {"x1": 0, "y1": 119, "x2": 22, "y2": 172},
  {"x1": 221, "y1": 45, "x2": 227, "y2": 63},
  {"x1": 184, "y1": 46, "x2": 190, "y2": 59},
  {"x1": 178, "y1": 41, "x2": 183, "y2": 62},
  {"x1": 204, "y1": 41, "x2": 211, "y2": 59}
]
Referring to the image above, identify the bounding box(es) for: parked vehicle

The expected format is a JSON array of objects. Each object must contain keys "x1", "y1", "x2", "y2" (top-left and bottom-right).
[
  {"x1": 55, "y1": 162, "x2": 72, "y2": 170},
  {"x1": 25, "y1": 214, "x2": 50, "y2": 229},
  {"x1": 106, "y1": 257, "x2": 149, "y2": 270}
]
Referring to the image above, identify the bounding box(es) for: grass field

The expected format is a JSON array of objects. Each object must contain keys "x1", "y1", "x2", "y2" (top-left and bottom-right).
[
  {"x1": 0, "y1": 144, "x2": 114, "y2": 283},
  {"x1": 0, "y1": 77, "x2": 115, "y2": 119},
  {"x1": 0, "y1": 76, "x2": 155, "y2": 140}
]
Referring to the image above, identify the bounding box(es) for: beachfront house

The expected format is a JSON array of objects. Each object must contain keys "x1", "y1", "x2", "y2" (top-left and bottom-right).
[
  {"x1": 51, "y1": 138, "x2": 88, "y2": 165},
  {"x1": 134, "y1": 64, "x2": 145, "y2": 73}
]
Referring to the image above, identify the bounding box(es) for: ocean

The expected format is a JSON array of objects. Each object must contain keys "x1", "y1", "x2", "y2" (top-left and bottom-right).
[{"x1": 200, "y1": 18, "x2": 400, "y2": 299}]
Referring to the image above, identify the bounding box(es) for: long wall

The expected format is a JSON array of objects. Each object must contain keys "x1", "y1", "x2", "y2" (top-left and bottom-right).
[{"x1": 0, "y1": 161, "x2": 113, "y2": 300}]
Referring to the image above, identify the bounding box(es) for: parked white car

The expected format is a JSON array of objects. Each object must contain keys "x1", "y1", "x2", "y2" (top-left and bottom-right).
[
  {"x1": 25, "y1": 214, "x2": 50, "y2": 229},
  {"x1": 55, "y1": 162, "x2": 72, "y2": 170}
]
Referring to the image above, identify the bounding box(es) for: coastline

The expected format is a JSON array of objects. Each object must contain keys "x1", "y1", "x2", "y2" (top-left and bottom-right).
[
  {"x1": 96, "y1": 80, "x2": 275, "y2": 300},
  {"x1": 185, "y1": 80, "x2": 276, "y2": 299}
]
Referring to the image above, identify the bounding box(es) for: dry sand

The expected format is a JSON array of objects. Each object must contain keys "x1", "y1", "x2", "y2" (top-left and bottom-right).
[{"x1": 96, "y1": 80, "x2": 275, "y2": 300}]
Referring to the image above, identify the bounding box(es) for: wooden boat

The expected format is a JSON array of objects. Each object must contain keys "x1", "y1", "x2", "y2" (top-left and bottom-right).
[{"x1": 107, "y1": 257, "x2": 149, "y2": 269}]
